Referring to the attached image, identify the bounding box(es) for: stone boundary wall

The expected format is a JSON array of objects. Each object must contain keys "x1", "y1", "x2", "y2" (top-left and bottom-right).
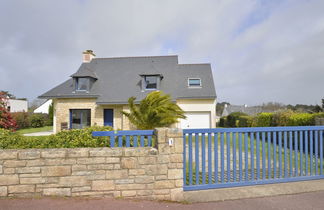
[{"x1": 0, "y1": 128, "x2": 184, "y2": 201}]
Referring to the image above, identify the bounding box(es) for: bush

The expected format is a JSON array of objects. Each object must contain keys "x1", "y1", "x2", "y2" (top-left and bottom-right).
[
  {"x1": 11, "y1": 112, "x2": 30, "y2": 129},
  {"x1": 311, "y1": 112, "x2": 324, "y2": 125},
  {"x1": 272, "y1": 110, "x2": 294, "y2": 126},
  {"x1": 0, "y1": 126, "x2": 113, "y2": 149},
  {"x1": 50, "y1": 126, "x2": 113, "y2": 148},
  {"x1": 0, "y1": 128, "x2": 22, "y2": 149},
  {"x1": 227, "y1": 112, "x2": 248, "y2": 127},
  {"x1": 29, "y1": 113, "x2": 47, "y2": 128},
  {"x1": 219, "y1": 117, "x2": 227, "y2": 127},
  {"x1": 237, "y1": 115, "x2": 254, "y2": 127},
  {"x1": 288, "y1": 113, "x2": 314, "y2": 126},
  {"x1": 254, "y1": 113, "x2": 273, "y2": 127}
]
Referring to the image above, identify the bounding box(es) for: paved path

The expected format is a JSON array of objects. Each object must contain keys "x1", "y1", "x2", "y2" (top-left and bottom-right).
[
  {"x1": 1, "y1": 190, "x2": 324, "y2": 210},
  {"x1": 23, "y1": 131, "x2": 53, "y2": 136}
]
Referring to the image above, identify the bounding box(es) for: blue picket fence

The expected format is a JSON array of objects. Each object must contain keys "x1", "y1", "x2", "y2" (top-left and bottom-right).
[
  {"x1": 183, "y1": 126, "x2": 324, "y2": 191},
  {"x1": 92, "y1": 130, "x2": 154, "y2": 147}
]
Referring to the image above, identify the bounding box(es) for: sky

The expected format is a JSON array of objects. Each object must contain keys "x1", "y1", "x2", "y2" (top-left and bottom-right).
[{"x1": 0, "y1": 0, "x2": 323, "y2": 106}]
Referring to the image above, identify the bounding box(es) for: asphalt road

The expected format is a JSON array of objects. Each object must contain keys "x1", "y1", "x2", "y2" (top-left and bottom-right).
[{"x1": 1, "y1": 190, "x2": 324, "y2": 210}]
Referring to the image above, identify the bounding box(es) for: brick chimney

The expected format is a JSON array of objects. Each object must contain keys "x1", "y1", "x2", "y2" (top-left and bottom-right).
[{"x1": 82, "y1": 50, "x2": 96, "y2": 63}]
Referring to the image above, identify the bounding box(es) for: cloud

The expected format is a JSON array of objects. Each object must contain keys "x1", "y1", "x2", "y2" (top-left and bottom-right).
[{"x1": 0, "y1": 0, "x2": 323, "y2": 105}]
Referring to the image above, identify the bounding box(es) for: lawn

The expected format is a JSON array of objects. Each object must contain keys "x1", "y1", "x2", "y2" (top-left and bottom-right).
[{"x1": 16, "y1": 126, "x2": 53, "y2": 135}]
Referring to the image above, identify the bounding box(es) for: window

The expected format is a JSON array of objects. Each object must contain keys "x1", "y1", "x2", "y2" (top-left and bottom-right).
[
  {"x1": 70, "y1": 109, "x2": 91, "y2": 129},
  {"x1": 144, "y1": 76, "x2": 158, "y2": 90},
  {"x1": 76, "y1": 78, "x2": 89, "y2": 91},
  {"x1": 188, "y1": 78, "x2": 201, "y2": 87}
]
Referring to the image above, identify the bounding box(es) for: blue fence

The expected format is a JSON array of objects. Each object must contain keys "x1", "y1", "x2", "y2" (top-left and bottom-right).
[
  {"x1": 183, "y1": 126, "x2": 324, "y2": 191},
  {"x1": 92, "y1": 130, "x2": 154, "y2": 147}
]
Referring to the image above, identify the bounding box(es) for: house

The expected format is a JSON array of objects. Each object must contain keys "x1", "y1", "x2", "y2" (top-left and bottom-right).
[
  {"x1": 7, "y1": 98, "x2": 28, "y2": 112},
  {"x1": 39, "y1": 50, "x2": 217, "y2": 133},
  {"x1": 221, "y1": 104, "x2": 265, "y2": 117},
  {"x1": 34, "y1": 99, "x2": 52, "y2": 114}
]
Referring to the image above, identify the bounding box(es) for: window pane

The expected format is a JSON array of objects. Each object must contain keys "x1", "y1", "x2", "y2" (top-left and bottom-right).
[
  {"x1": 71, "y1": 109, "x2": 91, "y2": 129},
  {"x1": 145, "y1": 76, "x2": 157, "y2": 89},
  {"x1": 77, "y1": 78, "x2": 88, "y2": 90},
  {"x1": 189, "y1": 79, "x2": 201, "y2": 86}
]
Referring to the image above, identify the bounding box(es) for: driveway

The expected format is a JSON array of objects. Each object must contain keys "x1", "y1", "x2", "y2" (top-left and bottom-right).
[
  {"x1": 23, "y1": 131, "x2": 53, "y2": 136},
  {"x1": 1, "y1": 190, "x2": 324, "y2": 210}
]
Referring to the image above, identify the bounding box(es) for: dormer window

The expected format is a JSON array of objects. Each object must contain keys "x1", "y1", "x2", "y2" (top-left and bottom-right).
[
  {"x1": 140, "y1": 74, "x2": 163, "y2": 91},
  {"x1": 188, "y1": 78, "x2": 201, "y2": 87},
  {"x1": 144, "y1": 76, "x2": 158, "y2": 90},
  {"x1": 76, "y1": 77, "x2": 89, "y2": 91}
]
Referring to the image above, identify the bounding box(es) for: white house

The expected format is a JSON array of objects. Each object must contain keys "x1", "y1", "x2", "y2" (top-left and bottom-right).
[
  {"x1": 34, "y1": 99, "x2": 52, "y2": 114},
  {"x1": 7, "y1": 99, "x2": 28, "y2": 112}
]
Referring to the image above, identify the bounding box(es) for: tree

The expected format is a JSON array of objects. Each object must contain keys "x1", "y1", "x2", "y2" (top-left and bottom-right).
[
  {"x1": 48, "y1": 102, "x2": 54, "y2": 125},
  {"x1": 0, "y1": 92, "x2": 17, "y2": 130},
  {"x1": 121, "y1": 91, "x2": 186, "y2": 130},
  {"x1": 322, "y1": 98, "x2": 324, "y2": 109}
]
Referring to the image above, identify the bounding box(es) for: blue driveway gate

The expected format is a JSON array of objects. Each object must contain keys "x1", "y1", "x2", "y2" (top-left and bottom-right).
[{"x1": 183, "y1": 126, "x2": 324, "y2": 191}]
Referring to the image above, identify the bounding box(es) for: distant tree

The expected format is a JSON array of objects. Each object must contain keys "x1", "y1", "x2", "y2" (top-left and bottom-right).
[
  {"x1": 216, "y1": 102, "x2": 230, "y2": 116},
  {"x1": 261, "y1": 102, "x2": 286, "y2": 112},
  {"x1": 313, "y1": 105, "x2": 322, "y2": 113},
  {"x1": 48, "y1": 102, "x2": 54, "y2": 125},
  {"x1": 121, "y1": 91, "x2": 186, "y2": 130},
  {"x1": 0, "y1": 92, "x2": 17, "y2": 130},
  {"x1": 322, "y1": 98, "x2": 324, "y2": 109}
]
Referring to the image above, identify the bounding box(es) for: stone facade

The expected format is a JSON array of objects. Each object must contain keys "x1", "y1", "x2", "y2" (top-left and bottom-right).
[
  {"x1": 53, "y1": 98, "x2": 133, "y2": 133},
  {"x1": 0, "y1": 128, "x2": 184, "y2": 201},
  {"x1": 53, "y1": 98, "x2": 216, "y2": 133}
]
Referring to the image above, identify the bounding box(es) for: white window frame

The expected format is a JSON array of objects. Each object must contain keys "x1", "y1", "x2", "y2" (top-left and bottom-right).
[
  {"x1": 144, "y1": 75, "x2": 158, "y2": 90},
  {"x1": 188, "y1": 78, "x2": 202, "y2": 88}
]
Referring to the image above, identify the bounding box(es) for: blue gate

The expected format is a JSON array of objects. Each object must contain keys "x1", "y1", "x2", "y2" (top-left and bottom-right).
[{"x1": 183, "y1": 126, "x2": 324, "y2": 191}]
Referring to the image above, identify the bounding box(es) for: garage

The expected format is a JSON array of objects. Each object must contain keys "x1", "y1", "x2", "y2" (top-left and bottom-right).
[{"x1": 180, "y1": 112, "x2": 211, "y2": 129}]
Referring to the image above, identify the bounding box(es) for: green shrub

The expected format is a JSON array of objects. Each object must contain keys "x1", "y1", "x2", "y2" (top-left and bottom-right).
[
  {"x1": 0, "y1": 126, "x2": 113, "y2": 149},
  {"x1": 254, "y1": 113, "x2": 273, "y2": 127},
  {"x1": 288, "y1": 113, "x2": 314, "y2": 126},
  {"x1": 227, "y1": 112, "x2": 248, "y2": 127},
  {"x1": 272, "y1": 110, "x2": 294, "y2": 126},
  {"x1": 29, "y1": 113, "x2": 47, "y2": 128},
  {"x1": 311, "y1": 112, "x2": 324, "y2": 125},
  {"x1": 219, "y1": 117, "x2": 227, "y2": 127},
  {"x1": 0, "y1": 128, "x2": 22, "y2": 149},
  {"x1": 51, "y1": 126, "x2": 113, "y2": 148},
  {"x1": 237, "y1": 115, "x2": 254, "y2": 127},
  {"x1": 11, "y1": 112, "x2": 30, "y2": 129}
]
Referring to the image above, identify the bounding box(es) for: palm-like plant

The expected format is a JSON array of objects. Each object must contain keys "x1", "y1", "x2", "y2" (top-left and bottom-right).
[{"x1": 121, "y1": 91, "x2": 186, "y2": 130}]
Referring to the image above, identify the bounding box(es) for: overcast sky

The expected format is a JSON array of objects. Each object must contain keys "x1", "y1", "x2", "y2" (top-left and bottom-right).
[{"x1": 0, "y1": 0, "x2": 323, "y2": 106}]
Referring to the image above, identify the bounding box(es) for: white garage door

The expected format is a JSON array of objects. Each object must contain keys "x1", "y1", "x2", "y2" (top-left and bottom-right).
[{"x1": 180, "y1": 112, "x2": 211, "y2": 129}]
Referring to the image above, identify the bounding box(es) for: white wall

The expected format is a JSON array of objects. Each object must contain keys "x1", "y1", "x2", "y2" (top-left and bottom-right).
[
  {"x1": 7, "y1": 99, "x2": 28, "y2": 112},
  {"x1": 176, "y1": 99, "x2": 217, "y2": 128},
  {"x1": 34, "y1": 99, "x2": 52, "y2": 114}
]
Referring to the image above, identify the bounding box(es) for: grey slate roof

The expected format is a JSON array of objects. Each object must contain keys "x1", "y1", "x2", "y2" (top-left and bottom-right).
[{"x1": 39, "y1": 55, "x2": 217, "y2": 104}]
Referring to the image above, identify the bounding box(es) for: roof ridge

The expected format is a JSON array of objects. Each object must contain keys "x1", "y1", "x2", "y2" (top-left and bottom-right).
[
  {"x1": 178, "y1": 63, "x2": 210, "y2": 65},
  {"x1": 92, "y1": 55, "x2": 178, "y2": 60}
]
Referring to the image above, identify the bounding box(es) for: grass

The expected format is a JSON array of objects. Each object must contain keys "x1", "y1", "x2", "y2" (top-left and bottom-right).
[{"x1": 16, "y1": 126, "x2": 53, "y2": 134}]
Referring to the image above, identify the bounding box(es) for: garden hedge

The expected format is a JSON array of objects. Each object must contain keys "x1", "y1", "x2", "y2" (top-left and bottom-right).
[{"x1": 0, "y1": 126, "x2": 113, "y2": 149}]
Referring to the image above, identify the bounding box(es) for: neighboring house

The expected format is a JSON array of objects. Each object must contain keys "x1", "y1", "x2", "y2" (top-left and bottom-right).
[
  {"x1": 7, "y1": 98, "x2": 28, "y2": 112},
  {"x1": 39, "y1": 50, "x2": 217, "y2": 133},
  {"x1": 221, "y1": 104, "x2": 274, "y2": 117},
  {"x1": 34, "y1": 99, "x2": 52, "y2": 114}
]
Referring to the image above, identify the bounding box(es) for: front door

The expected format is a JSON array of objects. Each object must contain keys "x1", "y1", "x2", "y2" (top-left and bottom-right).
[{"x1": 104, "y1": 109, "x2": 114, "y2": 127}]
